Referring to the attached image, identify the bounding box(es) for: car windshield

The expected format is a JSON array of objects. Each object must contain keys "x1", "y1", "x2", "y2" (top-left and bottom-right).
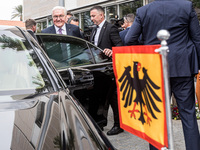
[{"x1": 0, "y1": 28, "x2": 49, "y2": 93}]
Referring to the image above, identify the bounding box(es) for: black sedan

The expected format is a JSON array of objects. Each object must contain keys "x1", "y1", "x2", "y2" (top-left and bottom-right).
[
  {"x1": 0, "y1": 25, "x2": 115, "y2": 150},
  {"x1": 36, "y1": 33, "x2": 115, "y2": 128}
]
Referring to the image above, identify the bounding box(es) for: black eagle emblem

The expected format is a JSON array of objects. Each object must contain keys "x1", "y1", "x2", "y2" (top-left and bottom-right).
[{"x1": 118, "y1": 61, "x2": 162, "y2": 125}]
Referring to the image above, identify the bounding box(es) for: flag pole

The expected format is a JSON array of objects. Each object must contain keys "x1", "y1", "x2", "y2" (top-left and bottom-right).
[{"x1": 155, "y1": 30, "x2": 174, "y2": 150}]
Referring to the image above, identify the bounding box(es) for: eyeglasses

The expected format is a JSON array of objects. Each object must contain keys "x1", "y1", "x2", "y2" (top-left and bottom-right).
[{"x1": 53, "y1": 15, "x2": 65, "y2": 19}]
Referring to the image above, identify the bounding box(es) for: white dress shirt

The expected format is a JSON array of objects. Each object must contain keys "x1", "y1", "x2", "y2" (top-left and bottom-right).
[
  {"x1": 55, "y1": 24, "x2": 67, "y2": 35},
  {"x1": 94, "y1": 20, "x2": 106, "y2": 46}
]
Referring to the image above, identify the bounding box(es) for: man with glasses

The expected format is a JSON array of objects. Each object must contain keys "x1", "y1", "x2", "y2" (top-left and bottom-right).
[{"x1": 42, "y1": 6, "x2": 82, "y2": 38}]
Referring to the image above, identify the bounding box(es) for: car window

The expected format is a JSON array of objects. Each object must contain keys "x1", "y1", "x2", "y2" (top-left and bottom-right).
[
  {"x1": 87, "y1": 43, "x2": 111, "y2": 63},
  {"x1": 38, "y1": 35, "x2": 94, "y2": 70},
  {"x1": 0, "y1": 30, "x2": 52, "y2": 94}
]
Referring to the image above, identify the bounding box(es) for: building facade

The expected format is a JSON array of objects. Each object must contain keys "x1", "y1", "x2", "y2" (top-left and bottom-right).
[
  {"x1": 23, "y1": 0, "x2": 153, "y2": 32},
  {"x1": 23, "y1": 0, "x2": 200, "y2": 33}
]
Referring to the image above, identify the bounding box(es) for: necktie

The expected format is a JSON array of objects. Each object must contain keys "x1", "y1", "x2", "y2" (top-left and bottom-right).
[
  {"x1": 91, "y1": 25, "x2": 99, "y2": 44},
  {"x1": 58, "y1": 28, "x2": 63, "y2": 34},
  {"x1": 58, "y1": 28, "x2": 68, "y2": 58}
]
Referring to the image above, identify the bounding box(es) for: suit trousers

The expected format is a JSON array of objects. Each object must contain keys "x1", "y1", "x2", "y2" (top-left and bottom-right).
[
  {"x1": 110, "y1": 87, "x2": 120, "y2": 126},
  {"x1": 150, "y1": 76, "x2": 200, "y2": 150},
  {"x1": 103, "y1": 80, "x2": 120, "y2": 127}
]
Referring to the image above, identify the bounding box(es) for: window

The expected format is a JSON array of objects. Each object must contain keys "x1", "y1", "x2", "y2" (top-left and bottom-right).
[
  {"x1": 81, "y1": 11, "x2": 93, "y2": 41},
  {"x1": 119, "y1": 1, "x2": 143, "y2": 18},
  {"x1": 106, "y1": 5, "x2": 117, "y2": 22},
  {"x1": 87, "y1": 43, "x2": 111, "y2": 63},
  {"x1": 38, "y1": 35, "x2": 94, "y2": 69},
  {"x1": 0, "y1": 30, "x2": 51, "y2": 93}
]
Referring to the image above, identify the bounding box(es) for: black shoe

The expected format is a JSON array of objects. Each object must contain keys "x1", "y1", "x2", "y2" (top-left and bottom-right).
[{"x1": 107, "y1": 126, "x2": 124, "y2": 136}]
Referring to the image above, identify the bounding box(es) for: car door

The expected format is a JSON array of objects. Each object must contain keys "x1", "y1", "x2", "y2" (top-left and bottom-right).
[
  {"x1": 0, "y1": 26, "x2": 115, "y2": 150},
  {"x1": 36, "y1": 34, "x2": 114, "y2": 126}
]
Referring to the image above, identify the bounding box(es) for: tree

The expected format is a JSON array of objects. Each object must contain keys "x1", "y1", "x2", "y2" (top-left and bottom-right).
[{"x1": 11, "y1": 5, "x2": 23, "y2": 21}]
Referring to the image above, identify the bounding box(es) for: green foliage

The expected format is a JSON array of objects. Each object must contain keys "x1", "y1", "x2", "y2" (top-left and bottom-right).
[
  {"x1": 171, "y1": 105, "x2": 180, "y2": 120},
  {"x1": 171, "y1": 100, "x2": 200, "y2": 120},
  {"x1": 0, "y1": 35, "x2": 23, "y2": 51},
  {"x1": 192, "y1": 0, "x2": 200, "y2": 8},
  {"x1": 121, "y1": 1, "x2": 143, "y2": 16},
  {"x1": 191, "y1": 0, "x2": 200, "y2": 20},
  {"x1": 11, "y1": 5, "x2": 23, "y2": 21}
]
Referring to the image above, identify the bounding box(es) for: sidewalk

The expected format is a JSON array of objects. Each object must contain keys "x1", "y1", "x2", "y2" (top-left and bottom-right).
[{"x1": 103, "y1": 107, "x2": 200, "y2": 150}]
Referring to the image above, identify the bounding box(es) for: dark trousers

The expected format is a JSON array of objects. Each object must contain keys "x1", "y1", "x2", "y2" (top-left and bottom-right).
[
  {"x1": 110, "y1": 89, "x2": 120, "y2": 126},
  {"x1": 150, "y1": 77, "x2": 200, "y2": 150},
  {"x1": 103, "y1": 80, "x2": 120, "y2": 127}
]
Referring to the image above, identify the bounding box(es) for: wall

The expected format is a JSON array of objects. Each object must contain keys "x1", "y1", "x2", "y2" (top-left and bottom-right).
[
  {"x1": 23, "y1": 0, "x2": 58, "y2": 20},
  {"x1": 65, "y1": 0, "x2": 109, "y2": 10}
]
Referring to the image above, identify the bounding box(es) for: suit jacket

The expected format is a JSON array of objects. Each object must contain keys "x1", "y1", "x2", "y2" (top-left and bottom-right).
[
  {"x1": 125, "y1": 0, "x2": 200, "y2": 77},
  {"x1": 119, "y1": 27, "x2": 130, "y2": 45},
  {"x1": 41, "y1": 23, "x2": 82, "y2": 38},
  {"x1": 27, "y1": 30, "x2": 37, "y2": 41},
  {"x1": 90, "y1": 21, "x2": 123, "y2": 50}
]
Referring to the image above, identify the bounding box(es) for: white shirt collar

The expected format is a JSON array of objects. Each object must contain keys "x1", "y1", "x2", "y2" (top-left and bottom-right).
[
  {"x1": 54, "y1": 24, "x2": 67, "y2": 34},
  {"x1": 98, "y1": 20, "x2": 106, "y2": 29},
  {"x1": 94, "y1": 20, "x2": 106, "y2": 46}
]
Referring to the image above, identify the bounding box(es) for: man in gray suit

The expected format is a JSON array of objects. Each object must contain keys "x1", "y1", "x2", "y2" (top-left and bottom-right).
[
  {"x1": 125, "y1": 0, "x2": 200, "y2": 150},
  {"x1": 42, "y1": 6, "x2": 82, "y2": 38}
]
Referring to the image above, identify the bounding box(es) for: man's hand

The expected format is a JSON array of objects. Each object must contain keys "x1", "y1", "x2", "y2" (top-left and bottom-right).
[
  {"x1": 199, "y1": 70, "x2": 200, "y2": 80},
  {"x1": 103, "y1": 48, "x2": 112, "y2": 57}
]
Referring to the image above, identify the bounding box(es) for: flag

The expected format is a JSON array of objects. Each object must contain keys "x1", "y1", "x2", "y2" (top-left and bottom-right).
[{"x1": 112, "y1": 45, "x2": 168, "y2": 149}]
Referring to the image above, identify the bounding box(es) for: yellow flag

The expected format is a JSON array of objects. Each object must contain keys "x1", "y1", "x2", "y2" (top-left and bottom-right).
[{"x1": 112, "y1": 45, "x2": 168, "y2": 149}]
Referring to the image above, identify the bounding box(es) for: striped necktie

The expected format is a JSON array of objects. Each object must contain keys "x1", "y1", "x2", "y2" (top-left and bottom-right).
[{"x1": 58, "y1": 28, "x2": 63, "y2": 34}]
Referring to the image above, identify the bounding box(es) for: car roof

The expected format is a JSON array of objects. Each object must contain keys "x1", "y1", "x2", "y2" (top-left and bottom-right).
[{"x1": 0, "y1": 25, "x2": 18, "y2": 30}]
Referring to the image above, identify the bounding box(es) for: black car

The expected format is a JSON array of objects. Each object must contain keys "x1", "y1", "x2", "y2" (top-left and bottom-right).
[
  {"x1": 36, "y1": 33, "x2": 115, "y2": 128},
  {"x1": 0, "y1": 25, "x2": 115, "y2": 150}
]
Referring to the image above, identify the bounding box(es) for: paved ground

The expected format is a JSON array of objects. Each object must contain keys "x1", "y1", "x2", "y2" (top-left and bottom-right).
[{"x1": 103, "y1": 107, "x2": 200, "y2": 150}]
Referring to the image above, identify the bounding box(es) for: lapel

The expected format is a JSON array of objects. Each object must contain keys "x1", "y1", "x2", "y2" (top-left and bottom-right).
[
  {"x1": 97, "y1": 21, "x2": 107, "y2": 46},
  {"x1": 65, "y1": 23, "x2": 71, "y2": 35},
  {"x1": 90, "y1": 25, "x2": 98, "y2": 43},
  {"x1": 51, "y1": 25, "x2": 56, "y2": 34},
  {"x1": 90, "y1": 27, "x2": 95, "y2": 42}
]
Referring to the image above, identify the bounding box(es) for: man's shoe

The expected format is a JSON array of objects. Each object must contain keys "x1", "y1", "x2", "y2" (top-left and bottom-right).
[{"x1": 107, "y1": 126, "x2": 124, "y2": 136}]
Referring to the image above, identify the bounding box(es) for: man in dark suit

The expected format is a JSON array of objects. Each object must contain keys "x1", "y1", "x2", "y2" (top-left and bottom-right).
[
  {"x1": 125, "y1": 0, "x2": 200, "y2": 149},
  {"x1": 119, "y1": 13, "x2": 135, "y2": 45},
  {"x1": 90, "y1": 5, "x2": 123, "y2": 135},
  {"x1": 42, "y1": 6, "x2": 82, "y2": 38},
  {"x1": 25, "y1": 18, "x2": 37, "y2": 40},
  {"x1": 90, "y1": 6, "x2": 123, "y2": 49}
]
